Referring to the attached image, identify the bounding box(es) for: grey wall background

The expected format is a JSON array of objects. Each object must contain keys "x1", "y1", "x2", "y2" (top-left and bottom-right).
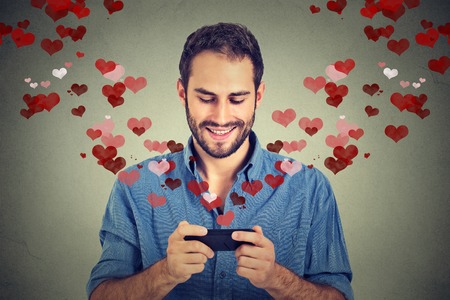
[{"x1": 1, "y1": 1, "x2": 449, "y2": 299}]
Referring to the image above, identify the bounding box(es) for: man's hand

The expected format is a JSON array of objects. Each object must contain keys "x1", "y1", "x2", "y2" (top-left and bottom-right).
[
  {"x1": 232, "y1": 226, "x2": 276, "y2": 289},
  {"x1": 164, "y1": 221, "x2": 215, "y2": 284}
]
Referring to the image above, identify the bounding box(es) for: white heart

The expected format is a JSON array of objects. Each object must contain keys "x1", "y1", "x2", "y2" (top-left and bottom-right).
[
  {"x1": 280, "y1": 159, "x2": 302, "y2": 176},
  {"x1": 30, "y1": 82, "x2": 38, "y2": 89},
  {"x1": 419, "y1": 77, "x2": 426, "y2": 83},
  {"x1": 105, "y1": 115, "x2": 111, "y2": 119},
  {"x1": 52, "y1": 68, "x2": 67, "y2": 79},
  {"x1": 24, "y1": 77, "x2": 31, "y2": 83},
  {"x1": 340, "y1": 115, "x2": 346, "y2": 119},
  {"x1": 412, "y1": 82, "x2": 421, "y2": 89},
  {"x1": 383, "y1": 67, "x2": 398, "y2": 79},
  {"x1": 202, "y1": 193, "x2": 217, "y2": 203}
]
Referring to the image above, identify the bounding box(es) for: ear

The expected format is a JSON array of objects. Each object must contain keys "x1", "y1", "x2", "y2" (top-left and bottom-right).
[
  {"x1": 255, "y1": 81, "x2": 265, "y2": 109},
  {"x1": 177, "y1": 79, "x2": 187, "y2": 107}
]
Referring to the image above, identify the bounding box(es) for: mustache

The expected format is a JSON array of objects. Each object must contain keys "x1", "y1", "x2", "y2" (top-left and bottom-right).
[{"x1": 199, "y1": 120, "x2": 245, "y2": 128}]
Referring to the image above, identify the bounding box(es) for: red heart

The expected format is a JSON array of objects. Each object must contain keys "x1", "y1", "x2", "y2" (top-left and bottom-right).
[
  {"x1": 348, "y1": 129, "x2": 364, "y2": 140},
  {"x1": 102, "y1": 82, "x2": 126, "y2": 97},
  {"x1": 381, "y1": 5, "x2": 405, "y2": 22},
  {"x1": 326, "y1": 0, "x2": 347, "y2": 15},
  {"x1": 309, "y1": 5, "x2": 320, "y2": 14},
  {"x1": 415, "y1": 28, "x2": 439, "y2": 48},
  {"x1": 390, "y1": 93, "x2": 417, "y2": 111},
  {"x1": 438, "y1": 23, "x2": 450, "y2": 37},
  {"x1": 364, "y1": 153, "x2": 371, "y2": 159},
  {"x1": 264, "y1": 174, "x2": 284, "y2": 189},
  {"x1": 86, "y1": 128, "x2": 102, "y2": 140},
  {"x1": 387, "y1": 38, "x2": 410, "y2": 55},
  {"x1": 325, "y1": 82, "x2": 348, "y2": 98},
  {"x1": 333, "y1": 145, "x2": 358, "y2": 165},
  {"x1": 41, "y1": 38, "x2": 63, "y2": 55},
  {"x1": 165, "y1": 178, "x2": 182, "y2": 190},
  {"x1": 148, "y1": 193, "x2": 166, "y2": 208},
  {"x1": 305, "y1": 127, "x2": 319, "y2": 136},
  {"x1": 96, "y1": 59, "x2": 117, "y2": 75},
  {"x1": 241, "y1": 180, "x2": 262, "y2": 196},
  {"x1": 416, "y1": 108, "x2": 430, "y2": 119},
  {"x1": 303, "y1": 76, "x2": 326, "y2": 94},
  {"x1": 274, "y1": 160, "x2": 286, "y2": 174},
  {"x1": 80, "y1": 153, "x2": 87, "y2": 159},
  {"x1": 217, "y1": 211, "x2": 234, "y2": 227},
  {"x1": 380, "y1": 0, "x2": 404, "y2": 12},
  {"x1": 428, "y1": 56, "x2": 450, "y2": 74},
  {"x1": 92, "y1": 145, "x2": 117, "y2": 165},
  {"x1": 167, "y1": 140, "x2": 184, "y2": 153},
  {"x1": 187, "y1": 180, "x2": 209, "y2": 197},
  {"x1": 45, "y1": 5, "x2": 69, "y2": 22},
  {"x1": 326, "y1": 95, "x2": 343, "y2": 108},
  {"x1": 124, "y1": 76, "x2": 147, "y2": 94},
  {"x1": 379, "y1": 25, "x2": 395, "y2": 38},
  {"x1": 41, "y1": 93, "x2": 60, "y2": 111},
  {"x1": 20, "y1": 109, "x2": 34, "y2": 119},
  {"x1": 360, "y1": 5, "x2": 379, "y2": 19},
  {"x1": 0, "y1": 22, "x2": 12, "y2": 36},
  {"x1": 362, "y1": 83, "x2": 380, "y2": 96},
  {"x1": 230, "y1": 192, "x2": 246, "y2": 206},
  {"x1": 11, "y1": 28, "x2": 35, "y2": 48},
  {"x1": 118, "y1": 170, "x2": 140, "y2": 187},
  {"x1": 69, "y1": 25, "x2": 86, "y2": 42},
  {"x1": 71, "y1": 5, "x2": 90, "y2": 19},
  {"x1": 17, "y1": 20, "x2": 30, "y2": 29},
  {"x1": 104, "y1": 0, "x2": 124, "y2": 14},
  {"x1": 76, "y1": 51, "x2": 84, "y2": 58},
  {"x1": 47, "y1": 0, "x2": 71, "y2": 11},
  {"x1": 365, "y1": 105, "x2": 379, "y2": 117},
  {"x1": 385, "y1": 125, "x2": 409, "y2": 143},
  {"x1": 31, "y1": 0, "x2": 46, "y2": 9},
  {"x1": 266, "y1": 140, "x2": 283, "y2": 153},
  {"x1": 56, "y1": 25, "x2": 72, "y2": 38},
  {"x1": 200, "y1": 195, "x2": 223, "y2": 211},
  {"x1": 364, "y1": 26, "x2": 382, "y2": 42},
  {"x1": 334, "y1": 59, "x2": 355, "y2": 75},
  {"x1": 132, "y1": 127, "x2": 146, "y2": 136},
  {"x1": 272, "y1": 109, "x2": 296, "y2": 128},
  {"x1": 71, "y1": 105, "x2": 85, "y2": 117},
  {"x1": 103, "y1": 156, "x2": 126, "y2": 174},
  {"x1": 107, "y1": 95, "x2": 124, "y2": 108},
  {"x1": 403, "y1": 0, "x2": 420, "y2": 9},
  {"x1": 324, "y1": 157, "x2": 347, "y2": 175},
  {"x1": 71, "y1": 83, "x2": 88, "y2": 96},
  {"x1": 420, "y1": 19, "x2": 433, "y2": 29}
]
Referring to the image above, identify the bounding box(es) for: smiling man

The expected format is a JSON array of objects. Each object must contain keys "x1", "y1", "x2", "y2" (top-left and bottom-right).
[{"x1": 87, "y1": 23, "x2": 353, "y2": 299}]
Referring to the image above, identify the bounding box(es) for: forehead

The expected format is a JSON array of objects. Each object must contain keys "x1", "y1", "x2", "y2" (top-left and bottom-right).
[{"x1": 189, "y1": 51, "x2": 254, "y2": 89}]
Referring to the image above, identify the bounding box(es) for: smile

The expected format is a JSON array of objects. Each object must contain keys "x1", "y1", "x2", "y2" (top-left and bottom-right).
[{"x1": 207, "y1": 127, "x2": 235, "y2": 135}]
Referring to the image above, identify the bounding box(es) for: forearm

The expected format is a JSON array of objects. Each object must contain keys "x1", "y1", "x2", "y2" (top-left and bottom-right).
[
  {"x1": 90, "y1": 258, "x2": 177, "y2": 300},
  {"x1": 265, "y1": 263, "x2": 345, "y2": 300}
]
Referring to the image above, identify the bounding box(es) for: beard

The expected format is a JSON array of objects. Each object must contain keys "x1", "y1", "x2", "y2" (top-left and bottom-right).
[{"x1": 185, "y1": 99, "x2": 255, "y2": 159}]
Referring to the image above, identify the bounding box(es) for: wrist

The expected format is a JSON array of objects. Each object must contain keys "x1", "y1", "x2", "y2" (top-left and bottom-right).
[{"x1": 159, "y1": 258, "x2": 178, "y2": 285}]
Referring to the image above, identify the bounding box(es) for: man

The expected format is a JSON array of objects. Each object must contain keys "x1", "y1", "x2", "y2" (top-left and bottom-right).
[{"x1": 87, "y1": 23, "x2": 353, "y2": 299}]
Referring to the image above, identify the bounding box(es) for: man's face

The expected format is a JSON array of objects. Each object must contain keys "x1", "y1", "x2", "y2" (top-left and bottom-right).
[{"x1": 178, "y1": 51, "x2": 264, "y2": 159}]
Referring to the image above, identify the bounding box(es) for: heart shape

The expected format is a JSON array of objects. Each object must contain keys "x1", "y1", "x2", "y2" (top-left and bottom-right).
[
  {"x1": 387, "y1": 39, "x2": 410, "y2": 56},
  {"x1": 241, "y1": 180, "x2": 262, "y2": 196},
  {"x1": 41, "y1": 37, "x2": 64, "y2": 55},
  {"x1": 428, "y1": 56, "x2": 450, "y2": 75},
  {"x1": 52, "y1": 68, "x2": 67, "y2": 79},
  {"x1": 348, "y1": 129, "x2": 364, "y2": 140},
  {"x1": 415, "y1": 28, "x2": 439, "y2": 48},
  {"x1": 148, "y1": 193, "x2": 166, "y2": 208},
  {"x1": 148, "y1": 159, "x2": 171, "y2": 176},
  {"x1": 118, "y1": 170, "x2": 140, "y2": 187},
  {"x1": 95, "y1": 59, "x2": 117, "y2": 75},
  {"x1": 11, "y1": 28, "x2": 35, "y2": 48},
  {"x1": 71, "y1": 83, "x2": 88, "y2": 96},
  {"x1": 325, "y1": 64, "x2": 347, "y2": 82},
  {"x1": 282, "y1": 140, "x2": 307, "y2": 154},
  {"x1": 266, "y1": 140, "x2": 283, "y2": 153},
  {"x1": 324, "y1": 157, "x2": 348, "y2": 175},
  {"x1": 217, "y1": 211, "x2": 234, "y2": 227},
  {"x1": 92, "y1": 145, "x2": 117, "y2": 165},
  {"x1": 264, "y1": 174, "x2": 284, "y2": 189},
  {"x1": 103, "y1": 64, "x2": 125, "y2": 82},
  {"x1": 280, "y1": 159, "x2": 302, "y2": 176},
  {"x1": 187, "y1": 180, "x2": 209, "y2": 197},
  {"x1": 71, "y1": 105, "x2": 85, "y2": 117},
  {"x1": 303, "y1": 76, "x2": 326, "y2": 93},
  {"x1": 383, "y1": 67, "x2": 398, "y2": 79},
  {"x1": 333, "y1": 145, "x2": 358, "y2": 165},
  {"x1": 230, "y1": 192, "x2": 246, "y2": 206},
  {"x1": 325, "y1": 133, "x2": 349, "y2": 148},
  {"x1": 365, "y1": 105, "x2": 379, "y2": 117},
  {"x1": 124, "y1": 76, "x2": 147, "y2": 94},
  {"x1": 271, "y1": 108, "x2": 296, "y2": 128},
  {"x1": 362, "y1": 83, "x2": 380, "y2": 96},
  {"x1": 167, "y1": 140, "x2": 184, "y2": 153},
  {"x1": 144, "y1": 140, "x2": 168, "y2": 153},
  {"x1": 165, "y1": 178, "x2": 182, "y2": 190},
  {"x1": 200, "y1": 193, "x2": 223, "y2": 211},
  {"x1": 385, "y1": 125, "x2": 408, "y2": 143},
  {"x1": 101, "y1": 133, "x2": 125, "y2": 148}
]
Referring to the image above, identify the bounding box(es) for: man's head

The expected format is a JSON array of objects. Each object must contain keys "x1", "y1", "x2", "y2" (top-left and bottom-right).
[
  {"x1": 179, "y1": 23, "x2": 264, "y2": 91},
  {"x1": 177, "y1": 23, "x2": 265, "y2": 159}
]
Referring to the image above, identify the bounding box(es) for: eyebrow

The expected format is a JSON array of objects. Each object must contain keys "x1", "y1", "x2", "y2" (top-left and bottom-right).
[{"x1": 194, "y1": 87, "x2": 251, "y2": 97}]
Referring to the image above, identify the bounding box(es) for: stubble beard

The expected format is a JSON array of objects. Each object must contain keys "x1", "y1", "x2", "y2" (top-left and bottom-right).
[{"x1": 185, "y1": 98, "x2": 255, "y2": 159}]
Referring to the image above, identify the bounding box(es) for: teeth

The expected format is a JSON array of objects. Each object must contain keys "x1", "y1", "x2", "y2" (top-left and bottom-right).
[{"x1": 210, "y1": 128, "x2": 233, "y2": 135}]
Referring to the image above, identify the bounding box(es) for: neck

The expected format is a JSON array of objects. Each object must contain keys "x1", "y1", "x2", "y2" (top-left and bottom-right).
[{"x1": 193, "y1": 138, "x2": 252, "y2": 182}]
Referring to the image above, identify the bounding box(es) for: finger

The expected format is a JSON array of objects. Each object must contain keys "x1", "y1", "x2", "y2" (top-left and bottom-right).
[
  {"x1": 179, "y1": 252, "x2": 209, "y2": 265},
  {"x1": 236, "y1": 255, "x2": 260, "y2": 270},
  {"x1": 174, "y1": 221, "x2": 208, "y2": 240},
  {"x1": 183, "y1": 240, "x2": 214, "y2": 258},
  {"x1": 232, "y1": 229, "x2": 267, "y2": 248}
]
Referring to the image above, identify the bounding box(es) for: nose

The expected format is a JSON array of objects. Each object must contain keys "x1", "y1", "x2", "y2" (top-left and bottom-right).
[{"x1": 213, "y1": 100, "x2": 232, "y2": 126}]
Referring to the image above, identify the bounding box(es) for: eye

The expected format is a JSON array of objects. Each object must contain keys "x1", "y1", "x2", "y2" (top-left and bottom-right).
[
  {"x1": 199, "y1": 97, "x2": 214, "y2": 103},
  {"x1": 230, "y1": 98, "x2": 244, "y2": 104}
]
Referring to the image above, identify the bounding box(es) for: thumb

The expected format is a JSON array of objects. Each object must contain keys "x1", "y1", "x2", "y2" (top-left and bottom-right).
[{"x1": 253, "y1": 225, "x2": 264, "y2": 236}]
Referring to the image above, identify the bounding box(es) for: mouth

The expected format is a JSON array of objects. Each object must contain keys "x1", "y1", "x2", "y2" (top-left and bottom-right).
[
  {"x1": 206, "y1": 126, "x2": 236, "y2": 140},
  {"x1": 207, "y1": 127, "x2": 235, "y2": 135}
]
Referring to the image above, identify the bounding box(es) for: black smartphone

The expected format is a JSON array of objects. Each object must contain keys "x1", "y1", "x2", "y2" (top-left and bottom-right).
[{"x1": 184, "y1": 229, "x2": 255, "y2": 251}]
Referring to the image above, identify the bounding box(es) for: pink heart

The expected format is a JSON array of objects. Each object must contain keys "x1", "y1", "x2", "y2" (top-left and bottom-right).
[
  {"x1": 24, "y1": 77, "x2": 31, "y2": 83},
  {"x1": 202, "y1": 192, "x2": 217, "y2": 203},
  {"x1": 144, "y1": 140, "x2": 168, "y2": 153},
  {"x1": 103, "y1": 64, "x2": 125, "y2": 82},
  {"x1": 217, "y1": 211, "x2": 234, "y2": 227},
  {"x1": 118, "y1": 170, "x2": 140, "y2": 186},
  {"x1": 282, "y1": 140, "x2": 307, "y2": 154},
  {"x1": 303, "y1": 76, "x2": 326, "y2": 93},
  {"x1": 378, "y1": 62, "x2": 386, "y2": 68},
  {"x1": 64, "y1": 62, "x2": 72, "y2": 68},
  {"x1": 298, "y1": 117, "x2": 323, "y2": 130},
  {"x1": 336, "y1": 119, "x2": 359, "y2": 136},
  {"x1": 127, "y1": 117, "x2": 152, "y2": 130},
  {"x1": 325, "y1": 133, "x2": 349, "y2": 148},
  {"x1": 272, "y1": 108, "x2": 296, "y2": 127},
  {"x1": 92, "y1": 118, "x2": 115, "y2": 136},
  {"x1": 40, "y1": 80, "x2": 51, "y2": 88},
  {"x1": 101, "y1": 133, "x2": 125, "y2": 148},
  {"x1": 280, "y1": 159, "x2": 302, "y2": 176},
  {"x1": 148, "y1": 159, "x2": 170, "y2": 176},
  {"x1": 148, "y1": 193, "x2": 166, "y2": 208},
  {"x1": 399, "y1": 80, "x2": 410, "y2": 88},
  {"x1": 325, "y1": 64, "x2": 347, "y2": 82},
  {"x1": 419, "y1": 77, "x2": 426, "y2": 83}
]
